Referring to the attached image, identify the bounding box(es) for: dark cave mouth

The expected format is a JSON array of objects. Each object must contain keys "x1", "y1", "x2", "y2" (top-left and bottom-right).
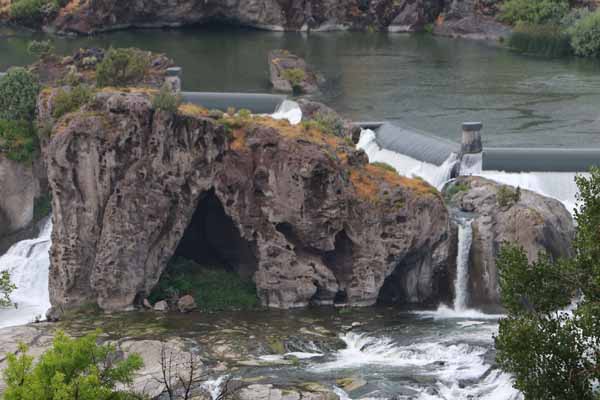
[{"x1": 149, "y1": 190, "x2": 259, "y2": 309}]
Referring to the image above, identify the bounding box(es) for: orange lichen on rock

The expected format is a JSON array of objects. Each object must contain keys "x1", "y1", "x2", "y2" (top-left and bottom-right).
[
  {"x1": 350, "y1": 163, "x2": 439, "y2": 203},
  {"x1": 230, "y1": 128, "x2": 247, "y2": 152},
  {"x1": 252, "y1": 116, "x2": 345, "y2": 150},
  {"x1": 178, "y1": 103, "x2": 209, "y2": 118}
]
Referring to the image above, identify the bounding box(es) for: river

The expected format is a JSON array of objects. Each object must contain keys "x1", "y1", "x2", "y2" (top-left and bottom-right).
[{"x1": 2, "y1": 25, "x2": 600, "y2": 147}]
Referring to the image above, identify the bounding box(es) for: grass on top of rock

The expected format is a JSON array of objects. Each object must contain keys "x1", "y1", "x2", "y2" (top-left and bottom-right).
[
  {"x1": 444, "y1": 181, "x2": 470, "y2": 201},
  {"x1": 282, "y1": 68, "x2": 306, "y2": 88},
  {"x1": 152, "y1": 84, "x2": 182, "y2": 113},
  {"x1": 497, "y1": 185, "x2": 521, "y2": 207},
  {"x1": 149, "y1": 258, "x2": 258, "y2": 311},
  {"x1": 52, "y1": 84, "x2": 96, "y2": 119}
]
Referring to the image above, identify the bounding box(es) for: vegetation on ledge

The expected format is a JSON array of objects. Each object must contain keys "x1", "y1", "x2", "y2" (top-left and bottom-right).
[{"x1": 149, "y1": 258, "x2": 259, "y2": 311}]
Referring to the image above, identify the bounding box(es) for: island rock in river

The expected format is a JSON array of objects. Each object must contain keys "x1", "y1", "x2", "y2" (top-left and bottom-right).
[{"x1": 42, "y1": 90, "x2": 453, "y2": 315}]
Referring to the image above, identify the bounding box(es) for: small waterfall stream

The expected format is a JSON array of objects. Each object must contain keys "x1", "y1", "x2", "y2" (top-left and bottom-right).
[
  {"x1": 453, "y1": 220, "x2": 473, "y2": 312},
  {"x1": 0, "y1": 217, "x2": 52, "y2": 328}
]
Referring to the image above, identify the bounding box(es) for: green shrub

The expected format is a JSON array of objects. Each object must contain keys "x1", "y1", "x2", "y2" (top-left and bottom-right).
[
  {"x1": 497, "y1": 185, "x2": 521, "y2": 207},
  {"x1": 371, "y1": 162, "x2": 397, "y2": 173},
  {"x1": 149, "y1": 258, "x2": 258, "y2": 311},
  {"x1": 151, "y1": 84, "x2": 182, "y2": 113},
  {"x1": 0, "y1": 271, "x2": 16, "y2": 308},
  {"x1": 96, "y1": 48, "x2": 149, "y2": 88},
  {"x1": 27, "y1": 40, "x2": 54, "y2": 60},
  {"x1": 282, "y1": 68, "x2": 306, "y2": 88},
  {"x1": 569, "y1": 10, "x2": 600, "y2": 58},
  {"x1": 561, "y1": 7, "x2": 591, "y2": 28},
  {"x1": 0, "y1": 68, "x2": 40, "y2": 122},
  {"x1": 10, "y1": 0, "x2": 46, "y2": 26},
  {"x1": 0, "y1": 120, "x2": 38, "y2": 163},
  {"x1": 3, "y1": 330, "x2": 143, "y2": 400},
  {"x1": 508, "y1": 23, "x2": 572, "y2": 57},
  {"x1": 301, "y1": 112, "x2": 344, "y2": 137},
  {"x1": 52, "y1": 85, "x2": 95, "y2": 119},
  {"x1": 237, "y1": 108, "x2": 252, "y2": 119},
  {"x1": 445, "y1": 181, "x2": 469, "y2": 200},
  {"x1": 499, "y1": 0, "x2": 569, "y2": 25}
]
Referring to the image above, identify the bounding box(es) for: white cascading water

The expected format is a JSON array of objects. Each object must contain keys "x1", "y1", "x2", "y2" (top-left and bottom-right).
[
  {"x1": 453, "y1": 220, "x2": 473, "y2": 312},
  {"x1": 271, "y1": 99, "x2": 303, "y2": 125},
  {"x1": 357, "y1": 129, "x2": 458, "y2": 190},
  {"x1": 0, "y1": 217, "x2": 52, "y2": 329}
]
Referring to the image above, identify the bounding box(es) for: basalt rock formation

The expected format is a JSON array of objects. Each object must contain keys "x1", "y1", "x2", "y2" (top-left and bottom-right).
[
  {"x1": 13, "y1": 0, "x2": 445, "y2": 34},
  {"x1": 444, "y1": 176, "x2": 575, "y2": 307},
  {"x1": 41, "y1": 90, "x2": 452, "y2": 315}
]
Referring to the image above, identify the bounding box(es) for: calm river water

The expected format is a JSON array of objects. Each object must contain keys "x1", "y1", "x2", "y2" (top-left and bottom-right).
[{"x1": 2, "y1": 26, "x2": 600, "y2": 147}]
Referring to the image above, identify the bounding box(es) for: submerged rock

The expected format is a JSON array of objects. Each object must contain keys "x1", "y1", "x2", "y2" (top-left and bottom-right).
[
  {"x1": 42, "y1": 90, "x2": 452, "y2": 315},
  {"x1": 444, "y1": 176, "x2": 575, "y2": 306}
]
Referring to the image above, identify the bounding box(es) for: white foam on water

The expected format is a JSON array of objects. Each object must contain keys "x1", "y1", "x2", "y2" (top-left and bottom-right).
[
  {"x1": 313, "y1": 333, "x2": 488, "y2": 381},
  {"x1": 416, "y1": 305, "x2": 504, "y2": 321},
  {"x1": 201, "y1": 374, "x2": 229, "y2": 400},
  {"x1": 0, "y1": 218, "x2": 52, "y2": 328},
  {"x1": 357, "y1": 129, "x2": 457, "y2": 190},
  {"x1": 417, "y1": 369, "x2": 523, "y2": 400},
  {"x1": 258, "y1": 352, "x2": 323, "y2": 362},
  {"x1": 271, "y1": 99, "x2": 302, "y2": 125},
  {"x1": 457, "y1": 321, "x2": 486, "y2": 328}
]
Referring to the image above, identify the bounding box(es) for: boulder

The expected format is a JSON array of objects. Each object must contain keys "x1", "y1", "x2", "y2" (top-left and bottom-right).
[
  {"x1": 268, "y1": 50, "x2": 321, "y2": 94},
  {"x1": 444, "y1": 176, "x2": 575, "y2": 306},
  {"x1": 43, "y1": 90, "x2": 451, "y2": 315},
  {"x1": 153, "y1": 300, "x2": 169, "y2": 311},
  {"x1": 177, "y1": 295, "x2": 198, "y2": 313},
  {"x1": 232, "y1": 383, "x2": 338, "y2": 400}
]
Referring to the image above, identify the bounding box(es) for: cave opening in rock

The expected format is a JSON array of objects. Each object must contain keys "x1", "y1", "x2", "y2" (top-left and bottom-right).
[{"x1": 172, "y1": 189, "x2": 257, "y2": 279}]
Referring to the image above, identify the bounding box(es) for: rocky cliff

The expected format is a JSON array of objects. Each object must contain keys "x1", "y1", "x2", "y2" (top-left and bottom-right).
[
  {"x1": 41, "y1": 90, "x2": 452, "y2": 315},
  {"x1": 6, "y1": 0, "x2": 449, "y2": 34},
  {"x1": 444, "y1": 176, "x2": 574, "y2": 307}
]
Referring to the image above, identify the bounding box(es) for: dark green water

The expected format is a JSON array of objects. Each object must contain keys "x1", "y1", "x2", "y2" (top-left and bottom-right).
[{"x1": 2, "y1": 26, "x2": 600, "y2": 147}]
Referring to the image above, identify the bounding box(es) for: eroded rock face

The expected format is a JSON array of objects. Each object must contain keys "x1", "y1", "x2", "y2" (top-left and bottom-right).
[
  {"x1": 49, "y1": 0, "x2": 444, "y2": 34},
  {"x1": 444, "y1": 176, "x2": 575, "y2": 306},
  {"x1": 43, "y1": 91, "x2": 450, "y2": 315},
  {"x1": 0, "y1": 156, "x2": 38, "y2": 238}
]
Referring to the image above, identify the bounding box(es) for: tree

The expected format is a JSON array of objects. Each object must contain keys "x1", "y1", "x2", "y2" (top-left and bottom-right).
[
  {"x1": 2, "y1": 330, "x2": 144, "y2": 400},
  {"x1": 0, "y1": 271, "x2": 16, "y2": 307},
  {"x1": 0, "y1": 67, "x2": 40, "y2": 122},
  {"x1": 495, "y1": 167, "x2": 600, "y2": 399}
]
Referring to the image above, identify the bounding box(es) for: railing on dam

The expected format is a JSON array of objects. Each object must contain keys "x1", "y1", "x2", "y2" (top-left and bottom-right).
[{"x1": 357, "y1": 121, "x2": 599, "y2": 173}]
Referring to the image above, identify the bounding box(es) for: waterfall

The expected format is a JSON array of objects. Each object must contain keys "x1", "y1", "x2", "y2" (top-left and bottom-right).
[
  {"x1": 357, "y1": 129, "x2": 458, "y2": 190},
  {"x1": 454, "y1": 220, "x2": 473, "y2": 312},
  {"x1": 271, "y1": 99, "x2": 302, "y2": 125},
  {"x1": 0, "y1": 217, "x2": 52, "y2": 329}
]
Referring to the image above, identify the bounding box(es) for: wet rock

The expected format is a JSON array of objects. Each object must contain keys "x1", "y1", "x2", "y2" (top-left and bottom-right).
[
  {"x1": 444, "y1": 176, "x2": 575, "y2": 306},
  {"x1": 0, "y1": 156, "x2": 40, "y2": 240},
  {"x1": 143, "y1": 298, "x2": 152, "y2": 309},
  {"x1": 177, "y1": 295, "x2": 197, "y2": 313},
  {"x1": 232, "y1": 383, "x2": 338, "y2": 400},
  {"x1": 154, "y1": 300, "x2": 169, "y2": 311},
  {"x1": 433, "y1": 0, "x2": 511, "y2": 40},
  {"x1": 336, "y1": 376, "x2": 367, "y2": 392},
  {"x1": 268, "y1": 50, "x2": 321, "y2": 94},
  {"x1": 43, "y1": 90, "x2": 451, "y2": 314}
]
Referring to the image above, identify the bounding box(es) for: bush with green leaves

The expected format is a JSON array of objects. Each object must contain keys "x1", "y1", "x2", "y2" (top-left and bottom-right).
[
  {"x1": 508, "y1": 23, "x2": 572, "y2": 57},
  {"x1": 27, "y1": 40, "x2": 54, "y2": 60},
  {"x1": 149, "y1": 258, "x2": 258, "y2": 311},
  {"x1": 52, "y1": 85, "x2": 95, "y2": 119},
  {"x1": 96, "y1": 48, "x2": 149, "y2": 87},
  {"x1": 495, "y1": 167, "x2": 600, "y2": 399},
  {"x1": 3, "y1": 330, "x2": 143, "y2": 400},
  {"x1": 10, "y1": 0, "x2": 68, "y2": 26},
  {"x1": 0, "y1": 271, "x2": 16, "y2": 308},
  {"x1": 0, "y1": 120, "x2": 38, "y2": 163},
  {"x1": 0, "y1": 68, "x2": 40, "y2": 122},
  {"x1": 496, "y1": 185, "x2": 521, "y2": 207},
  {"x1": 282, "y1": 68, "x2": 306, "y2": 89},
  {"x1": 569, "y1": 10, "x2": 600, "y2": 58},
  {"x1": 499, "y1": 0, "x2": 569, "y2": 25},
  {"x1": 152, "y1": 84, "x2": 182, "y2": 113}
]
